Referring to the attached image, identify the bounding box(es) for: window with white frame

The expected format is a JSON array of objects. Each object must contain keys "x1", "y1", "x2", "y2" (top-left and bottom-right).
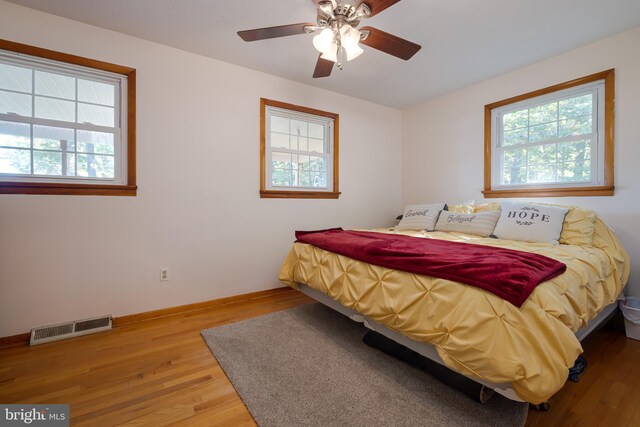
[
  {"x1": 484, "y1": 70, "x2": 614, "y2": 198},
  {"x1": 260, "y1": 98, "x2": 339, "y2": 199},
  {"x1": 0, "y1": 40, "x2": 136, "y2": 196}
]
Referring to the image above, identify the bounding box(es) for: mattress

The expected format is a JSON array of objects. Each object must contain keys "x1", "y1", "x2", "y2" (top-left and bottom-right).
[{"x1": 278, "y1": 218, "x2": 629, "y2": 404}]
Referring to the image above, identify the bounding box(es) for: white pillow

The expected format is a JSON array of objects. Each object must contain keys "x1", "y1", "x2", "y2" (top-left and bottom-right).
[
  {"x1": 493, "y1": 202, "x2": 569, "y2": 244},
  {"x1": 395, "y1": 203, "x2": 445, "y2": 231},
  {"x1": 434, "y1": 211, "x2": 500, "y2": 237}
]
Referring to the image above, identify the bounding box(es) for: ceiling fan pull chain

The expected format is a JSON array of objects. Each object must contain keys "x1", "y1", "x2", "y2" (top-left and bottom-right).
[{"x1": 336, "y1": 19, "x2": 343, "y2": 70}]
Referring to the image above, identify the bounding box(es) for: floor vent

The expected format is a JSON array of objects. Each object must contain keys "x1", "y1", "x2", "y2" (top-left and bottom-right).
[{"x1": 30, "y1": 315, "x2": 112, "y2": 346}]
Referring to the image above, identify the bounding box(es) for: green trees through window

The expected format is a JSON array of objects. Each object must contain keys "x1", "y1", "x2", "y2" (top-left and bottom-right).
[{"x1": 484, "y1": 69, "x2": 614, "y2": 198}]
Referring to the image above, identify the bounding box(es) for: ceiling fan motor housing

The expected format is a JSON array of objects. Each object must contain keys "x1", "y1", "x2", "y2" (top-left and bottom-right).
[{"x1": 316, "y1": 2, "x2": 368, "y2": 29}]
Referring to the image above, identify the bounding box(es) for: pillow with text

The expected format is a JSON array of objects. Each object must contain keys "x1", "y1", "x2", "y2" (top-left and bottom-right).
[
  {"x1": 395, "y1": 203, "x2": 446, "y2": 231},
  {"x1": 434, "y1": 210, "x2": 500, "y2": 237},
  {"x1": 493, "y1": 202, "x2": 569, "y2": 244}
]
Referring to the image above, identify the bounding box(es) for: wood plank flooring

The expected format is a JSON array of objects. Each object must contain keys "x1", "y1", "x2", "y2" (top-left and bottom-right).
[{"x1": 1, "y1": 288, "x2": 638, "y2": 426}]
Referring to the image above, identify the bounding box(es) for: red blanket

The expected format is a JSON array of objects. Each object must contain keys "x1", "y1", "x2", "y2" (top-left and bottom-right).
[{"x1": 295, "y1": 229, "x2": 566, "y2": 307}]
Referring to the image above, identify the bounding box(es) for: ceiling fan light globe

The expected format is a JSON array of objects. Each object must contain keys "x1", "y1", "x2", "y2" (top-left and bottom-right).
[
  {"x1": 340, "y1": 26, "x2": 363, "y2": 61},
  {"x1": 313, "y1": 28, "x2": 335, "y2": 54},
  {"x1": 339, "y1": 25, "x2": 360, "y2": 44},
  {"x1": 354, "y1": 3, "x2": 371, "y2": 18},
  {"x1": 320, "y1": 44, "x2": 339, "y2": 62},
  {"x1": 344, "y1": 43, "x2": 364, "y2": 61}
]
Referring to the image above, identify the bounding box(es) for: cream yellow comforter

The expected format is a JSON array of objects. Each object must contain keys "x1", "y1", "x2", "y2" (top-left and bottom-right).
[{"x1": 278, "y1": 218, "x2": 629, "y2": 404}]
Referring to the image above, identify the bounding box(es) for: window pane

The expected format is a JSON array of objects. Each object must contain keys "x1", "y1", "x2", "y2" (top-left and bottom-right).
[
  {"x1": 270, "y1": 132, "x2": 289, "y2": 149},
  {"x1": 559, "y1": 140, "x2": 591, "y2": 162},
  {"x1": 527, "y1": 165, "x2": 556, "y2": 183},
  {"x1": 559, "y1": 94, "x2": 592, "y2": 120},
  {"x1": 299, "y1": 170, "x2": 311, "y2": 187},
  {"x1": 298, "y1": 155, "x2": 310, "y2": 171},
  {"x1": 291, "y1": 135, "x2": 308, "y2": 151},
  {"x1": 33, "y1": 125, "x2": 74, "y2": 150},
  {"x1": 529, "y1": 122, "x2": 557, "y2": 142},
  {"x1": 0, "y1": 147, "x2": 30, "y2": 174},
  {"x1": 502, "y1": 166, "x2": 525, "y2": 185},
  {"x1": 78, "y1": 102, "x2": 116, "y2": 127},
  {"x1": 309, "y1": 156, "x2": 325, "y2": 172},
  {"x1": 503, "y1": 128, "x2": 527, "y2": 146},
  {"x1": 78, "y1": 103, "x2": 114, "y2": 127},
  {"x1": 559, "y1": 116, "x2": 592, "y2": 137},
  {"x1": 78, "y1": 79, "x2": 115, "y2": 106},
  {"x1": 529, "y1": 102, "x2": 557, "y2": 125},
  {"x1": 503, "y1": 148, "x2": 526, "y2": 168},
  {"x1": 77, "y1": 154, "x2": 114, "y2": 178},
  {"x1": 272, "y1": 152, "x2": 291, "y2": 169},
  {"x1": 0, "y1": 63, "x2": 32, "y2": 92},
  {"x1": 77, "y1": 130, "x2": 114, "y2": 155},
  {"x1": 503, "y1": 109, "x2": 528, "y2": 131},
  {"x1": 527, "y1": 144, "x2": 556, "y2": 166},
  {"x1": 35, "y1": 70, "x2": 75, "y2": 100},
  {"x1": 502, "y1": 148, "x2": 526, "y2": 185},
  {"x1": 66, "y1": 153, "x2": 76, "y2": 176},
  {"x1": 271, "y1": 116, "x2": 289, "y2": 134},
  {"x1": 559, "y1": 161, "x2": 591, "y2": 182},
  {"x1": 310, "y1": 173, "x2": 326, "y2": 188},
  {"x1": 0, "y1": 90, "x2": 32, "y2": 116},
  {"x1": 0, "y1": 121, "x2": 30, "y2": 148},
  {"x1": 35, "y1": 96, "x2": 75, "y2": 122},
  {"x1": 272, "y1": 169, "x2": 292, "y2": 186},
  {"x1": 290, "y1": 119, "x2": 308, "y2": 137},
  {"x1": 33, "y1": 150, "x2": 62, "y2": 175},
  {"x1": 309, "y1": 123, "x2": 324, "y2": 139},
  {"x1": 309, "y1": 138, "x2": 324, "y2": 153}
]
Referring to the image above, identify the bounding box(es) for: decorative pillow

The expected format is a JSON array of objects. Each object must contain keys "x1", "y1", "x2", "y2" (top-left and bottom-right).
[
  {"x1": 493, "y1": 202, "x2": 569, "y2": 244},
  {"x1": 448, "y1": 202, "x2": 501, "y2": 214},
  {"x1": 507, "y1": 202, "x2": 596, "y2": 246},
  {"x1": 434, "y1": 211, "x2": 501, "y2": 237},
  {"x1": 395, "y1": 203, "x2": 445, "y2": 231},
  {"x1": 474, "y1": 202, "x2": 501, "y2": 213},
  {"x1": 546, "y1": 205, "x2": 596, "y2": 246},
  {"x1": 448, "y1": 201, "x2": 475, "y2": 214}
]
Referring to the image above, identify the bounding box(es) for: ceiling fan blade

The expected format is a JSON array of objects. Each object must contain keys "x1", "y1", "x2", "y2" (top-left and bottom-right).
[
  {"x1": 359, "y1": 26, "x2": 421, "y2": 60},
  {"x1": 356, "y1": 0, "x2": 401, "y2": 17},
  {"x1": 238, "y1": 23, "x2": 315, "y2": 42},
  {"x1": 313, "y1": 54, "x2": 334, "y2": 78}
]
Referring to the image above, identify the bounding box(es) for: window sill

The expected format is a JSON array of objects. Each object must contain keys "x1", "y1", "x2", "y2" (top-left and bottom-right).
[
  {"x1": 482, "y1": 185, "x2": 614, "y2": 198},
  {"x1": 0, "y1": 181, "x2": 137, "y2": 196},
  {"x1": 260, "y1": 190, "x2": 341, "y2": 199}
]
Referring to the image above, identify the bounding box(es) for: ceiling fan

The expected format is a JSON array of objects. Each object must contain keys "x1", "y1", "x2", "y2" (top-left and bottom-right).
[{"x1": 237, "y1": 0, "x2": 421, "y2": 78}]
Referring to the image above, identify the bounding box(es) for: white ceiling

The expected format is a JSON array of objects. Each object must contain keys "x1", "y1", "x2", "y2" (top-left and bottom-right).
[{"x1": 6, "y1": 0, "x2": 640, "y2": 108}]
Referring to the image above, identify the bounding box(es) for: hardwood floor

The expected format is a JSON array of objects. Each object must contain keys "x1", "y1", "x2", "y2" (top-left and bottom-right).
[{"x1": 0, "y1": 288, "x2": 638, "y2": 426}]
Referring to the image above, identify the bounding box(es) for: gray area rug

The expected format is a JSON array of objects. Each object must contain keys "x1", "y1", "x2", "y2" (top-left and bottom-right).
[{"x1": 201, "y1": 303, "x2": 527, "y2": 427}]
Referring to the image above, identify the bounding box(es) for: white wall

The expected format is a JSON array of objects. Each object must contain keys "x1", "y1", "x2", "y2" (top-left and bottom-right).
[
  {"x1": 403, "y1": 26, "x2": 640, "y2": 296},
  {"x1": 0, "y1": 2, "x2": 402, "y2": 336}
]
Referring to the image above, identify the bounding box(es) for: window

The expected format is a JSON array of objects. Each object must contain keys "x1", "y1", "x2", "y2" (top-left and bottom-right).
[
  {"x1": 484, "y1": 70, "x2": 614, "y2": 198},
  {"x1": 260, "y1": 98, "x2": 339, "y2": 199},
  {"x1": 0, "y1": 39, "x2": 136, "y2": 196}
]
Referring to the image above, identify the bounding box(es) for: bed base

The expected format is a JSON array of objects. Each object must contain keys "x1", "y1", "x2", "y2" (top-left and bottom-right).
[
  {"x1": 295, "y1": 283, "x2": 620, "y2": 404},
  {"x1": 363, "y1": 329, "x2": 496, "y2": 403}
]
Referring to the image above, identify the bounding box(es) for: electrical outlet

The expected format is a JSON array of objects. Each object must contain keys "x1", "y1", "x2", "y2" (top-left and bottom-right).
[{"x1": 160, "y1": 268, "x2": 169, "y2": 282}]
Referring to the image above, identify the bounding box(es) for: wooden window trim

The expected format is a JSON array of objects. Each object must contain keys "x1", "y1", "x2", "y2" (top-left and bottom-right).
[
  {"x1": 483, "y1": 69, "x2": 614, "y2": 198},
  {"x1": 260, "y1": 98, "x2": 340, "y2": 199},
  {"x1": 0, "y1": 39, "x2": 137, "y2": 196}
]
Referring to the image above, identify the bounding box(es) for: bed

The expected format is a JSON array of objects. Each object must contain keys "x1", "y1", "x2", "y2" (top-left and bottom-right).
[{"x1": 278, "y1": 203, "x2": 630, "y2": 404}]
